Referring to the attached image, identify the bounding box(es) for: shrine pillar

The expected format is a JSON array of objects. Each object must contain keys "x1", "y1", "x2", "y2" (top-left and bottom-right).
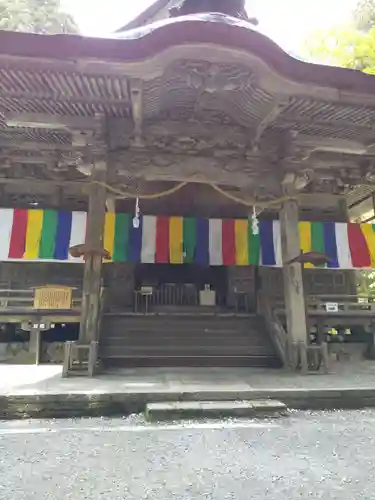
[
  {"x1": 78, "y1": 161, "x2": 107, "y2": 345},
  {"x1": 279, "y1": 198, "x2": 308, "y2": 350}
]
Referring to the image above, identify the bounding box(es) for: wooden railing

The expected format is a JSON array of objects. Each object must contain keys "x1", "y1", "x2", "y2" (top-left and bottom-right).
[
  {"x1": 259, "y1": 293, "x2": 331, "y2": 372},
  {"x1": 258, "y1": 291, "x2": 288, "y2": 367},
  {"x1": 308, "y1": 295, "x2": 375, "y2": 315},
  {"x1": 151, "y1": 284, "x2": 199, "y2": 307},
  {"x1": 272, "y1": 294, "x2": 375, "y2": 318},
  {"x1": 134, "y1": 284, "x2": 199, "y2": 311}
]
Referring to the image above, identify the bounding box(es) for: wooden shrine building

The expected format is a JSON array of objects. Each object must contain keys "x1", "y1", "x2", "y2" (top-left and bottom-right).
[{"x1": 0, "y1": 0, "x2": 375, "y2": 374}]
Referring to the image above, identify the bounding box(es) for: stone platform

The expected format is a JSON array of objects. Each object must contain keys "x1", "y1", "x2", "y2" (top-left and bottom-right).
[
  {"x1": 1, "y1": 363, "x2": 375, "y2": 419},
  {"x1": 145, "y1": 400, "x2": 288, "y2": 420}
]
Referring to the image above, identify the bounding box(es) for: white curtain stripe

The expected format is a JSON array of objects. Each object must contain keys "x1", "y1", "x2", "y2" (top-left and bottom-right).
[
  {"x1": 0, "y1": 209, "x2": 14, "y2": 261},
  {"x1": 69, "y1": 212, "x2": 87, "y2": 261},
  {"x1": 141, "y1": 215, "x2": 157, "y2": 263},
  {"x1": 335, "y1": 223, "x2": 353, "y2": 269},
  {"x1": 209, "y1": 219, "x2": 223, "y2": 266}
]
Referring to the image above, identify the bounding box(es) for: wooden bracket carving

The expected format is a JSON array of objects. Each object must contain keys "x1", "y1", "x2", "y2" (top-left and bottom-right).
[
  {"x1": 129, "y1": 79, "x2": 144, "y2": 147},
  {"x1": 187, "y1": 64, "x2": 253, "y2": 93},
  {"x1": 69, "y1": 244, "x2": 111, "y2": 260},
  {"x1": 251, "y1": 97, "x2": 290, "y2": 151},
  {"x1": 281, "y1": 171, "x2": 311, "y2": 193},
  {"x1": 287, "y1": 251, "x2": 331, "y2": 266}
]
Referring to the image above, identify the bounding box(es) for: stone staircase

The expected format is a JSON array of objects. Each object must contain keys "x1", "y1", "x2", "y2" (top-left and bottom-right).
[{"x1": 99, "y1": 312, "x2": 282, "y2": 368}]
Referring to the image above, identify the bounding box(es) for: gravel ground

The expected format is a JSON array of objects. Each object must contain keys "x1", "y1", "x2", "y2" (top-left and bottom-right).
[{"x1": 0, "y1": 410, "x2": 374, "y2": 499}]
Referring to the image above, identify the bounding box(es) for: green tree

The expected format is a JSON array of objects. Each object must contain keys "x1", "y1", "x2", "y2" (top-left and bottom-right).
[
  {"x1": 353, "y1": 0, "x2": 375, "y2": 31},
  {"x1": 304, "y1": 0, "x2": 375, "y2": 73},
  {"x1": 304, "y1": 24, "x2": 375, "y2": 74},
  {"x1": 305, "y1": 1, "x2": 375, "y2": 296},
  {"x1": 0, "y1": 0, "x2": 79, "y2": 34},
  {"x1": 358, "y1": 270, "x2": 375, "y2": 297}
]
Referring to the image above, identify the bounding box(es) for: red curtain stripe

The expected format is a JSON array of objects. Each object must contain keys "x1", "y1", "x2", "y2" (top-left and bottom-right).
[
  {"x1": 8, "y1": 209, "x2": 28, "y2": 259},
  {"x1": 222, "y1": 219, "x2": 236, "y2": 266},
  {"x1": 348, "y1": 223, "x2": 371, "y2": 268},
  {"x1": 155, "y1": 216, "x2": 170, "y2": 263}
]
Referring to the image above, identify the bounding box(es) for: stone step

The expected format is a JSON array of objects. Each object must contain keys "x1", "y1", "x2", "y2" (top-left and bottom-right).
[
  {"x1": 145, "y1": 399, "x2": 288, "y2": 421},
  {"x1": 104, "y1": 356, "x2": 282, "y2": 368}
]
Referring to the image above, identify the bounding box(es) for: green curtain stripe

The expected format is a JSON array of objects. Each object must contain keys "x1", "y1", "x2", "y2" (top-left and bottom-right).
[
  {"x1": 311, "y1": 221, "x2": 325, "y2": 267},
  {"x1": 248, "y1": 220, "x2": 260, "y2": 265},
  {"x1": 113, "y1": 213, "x2": 131, "y2": 262},
  {"x1": 39, "y1": 210, "x2": 58, "y2": 259},
  {"x1": 183, "y1": 217, "x2": 197, "y2": 264}
]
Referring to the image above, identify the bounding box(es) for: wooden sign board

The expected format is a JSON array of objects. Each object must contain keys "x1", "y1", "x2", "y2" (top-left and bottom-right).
[{"x1": 33, "y1": 286, "x2": 72, "y2": 310}]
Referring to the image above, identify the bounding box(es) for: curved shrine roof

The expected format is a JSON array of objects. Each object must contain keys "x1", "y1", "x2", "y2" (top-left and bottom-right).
[{"x1": 0, "y1": 13, "x2": 374, "y2": 95}]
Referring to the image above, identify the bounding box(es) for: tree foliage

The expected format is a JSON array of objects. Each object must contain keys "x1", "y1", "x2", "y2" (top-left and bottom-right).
[
  {"x1": 358, "y1": 270, "x2": 375, "y2": 297},
  {"x1": 304, "y1": 0, "x2": 375, "y2": 74},
  {"x1": 353, "y1": 0, "x2": 375, "y2": 31},
  {"x1": 304, "y1": 24, "x2": 375, "y2": 74},
  {"x1": 0, "y1": 0, "x2": 79, "y2": 34},
  {"x1": 304, "y1": 0, "x2": 375, "y2": 296}
]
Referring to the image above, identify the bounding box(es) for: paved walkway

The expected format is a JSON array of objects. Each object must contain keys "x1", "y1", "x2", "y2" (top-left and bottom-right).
[{"x1": 1, "y1": 362, "x2": 375, "y2": 396}]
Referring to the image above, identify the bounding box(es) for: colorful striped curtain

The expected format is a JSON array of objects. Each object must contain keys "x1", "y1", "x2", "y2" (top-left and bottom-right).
[
  {"x1": 1, "y1": 209, "x2": 375, "y2": 269},
  {"x1": 3, "y1": 210, "x2": 87, "y2": 262}
]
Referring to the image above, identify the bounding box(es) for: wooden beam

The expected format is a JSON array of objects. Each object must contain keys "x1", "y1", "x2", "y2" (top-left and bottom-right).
[
  {"x1": 0, "y1": 152, "x2": 82, "y2": 165},
  {"x1": 0, "y1": 139, "x2": 78, "y2": 152},
  {"x1": 79, "y1": 163, "x2": 107, "y2": 345},
  {"x1": 0, "y1": 88, "x2": 129, "y2": 107},
  {"x1": 298, "y1": 193, "x2": 345, "y2": 208},
  {"x1": 296, "y1": 134, "x2": 370, "y2": 156},
  {"x1": 111, "y1": 117, "x2": 375, "y2": 145},
  {"x1": 348, "y1": 191, "x2": 375, "y2": 209},
  {"x1": 282, "y1": 116, "x2": 375, "y2": 136},
  {"x1": 5, "y1": 112, "x2": 98, "y2": 131},
  {"x1": 0, "y1": 177, "x2": 86, "y2": 188},
  {"x1": 0, "y1": 155, "x2": 56, "y2": 164}
]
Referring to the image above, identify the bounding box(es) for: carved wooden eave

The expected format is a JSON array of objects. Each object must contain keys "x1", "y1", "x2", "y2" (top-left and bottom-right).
[{"x1": 0, "y1": 13, "x2": 374, "y2": 208}]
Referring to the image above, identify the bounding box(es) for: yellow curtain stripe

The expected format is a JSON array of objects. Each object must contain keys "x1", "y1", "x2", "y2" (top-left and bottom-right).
[
  {"x1": 235, "y1": 219, "x2": 249, "y2": 265},
  {"x1": 169, "y1": 216, "x2": 183, "y2": 264},
  {"x1": 299, "y1": 221, "x2": 312, "y2": 268},
  {"x1": 104, "y1": 212, "x2": 116, "y2": 262},
  {"x1": 361, "y1": 224, "x2": 375, "y2": 268},
  {"x1": 24, "y1": 210, "x2": 43, "y2": 259}
]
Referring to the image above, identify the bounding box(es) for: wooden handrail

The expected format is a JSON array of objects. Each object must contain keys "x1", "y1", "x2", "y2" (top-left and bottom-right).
[
  {"x1": 259, "y1": 293, "x2": 331, "y2": 373},
  {"x1": 309, "y1": 294, "x2": 375, "y2": 301},
  {"x1": 258, "y1": 291, "x2": 288, "y2": 367},
  {"x1": 0, "y1": 288, "x2": 82, "y2": 295},
  {"x1": 272, "y1": 293, "x2": 375, "y2": 318}
]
